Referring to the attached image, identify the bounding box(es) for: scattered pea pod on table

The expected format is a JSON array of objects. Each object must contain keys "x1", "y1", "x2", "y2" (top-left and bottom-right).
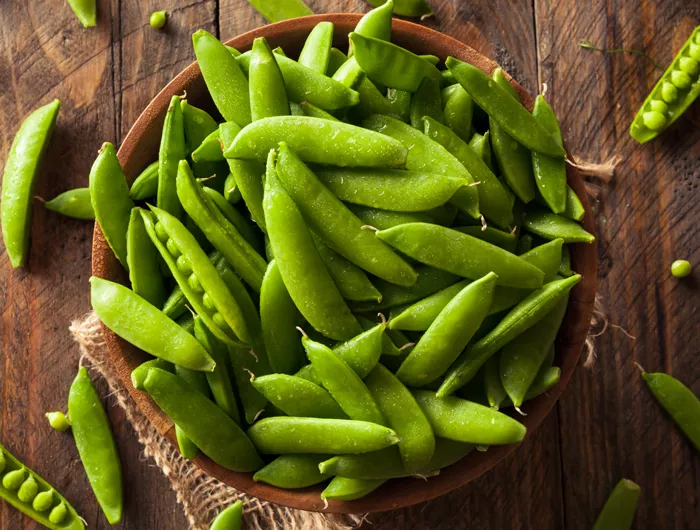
[
  {"x1": 41, "y1": 188, "x2": 94, "y2": 220},
  {"x1": 592, "y1": 479, "x2": 641, "y2": 530},
  {"x1": 245, "y1": 0, "x2": 313, "y2": 22},
  {"x1": 67, "y1": 0, "x2": 97, "y2": 28},
  {"x1": 209, "y1": 500, "x2": 243, "y2": 530}
]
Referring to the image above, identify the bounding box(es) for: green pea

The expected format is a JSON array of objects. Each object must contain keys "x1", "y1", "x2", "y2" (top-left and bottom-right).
[
  {"x1": 642, "y1": 110, "x2": 667, "y2": 130},
  {"x1": 45, "y1": 411, "x2": 71, "y2": 432},
  {"x1": 17, "y1": 476, "x2": 39, "y2": 503},
  {"x1": 592, "y1": 479, "x2": 641, "y2": 530},
  {"x1": 649, "y1": 99, "x2": 668, "y2": 115},
  {"x1": 670, "y1": 69, "x2": 692, "y2": 89},
  {"x1": 253, "y1": 454, "x2": 331, "y2": 489},
  {"x1": 165, "y1": 237, "x2": 180, "y2": 257},
  {"x1": 48, "y1": 502, "x2": 68, "y2": 524},
  {"x1": 661, "y1": 81, "x2": 678, "y2": 103},
  {"x1": 689, "y1": 43, "x2": 700, "y2": 61},
  {"x1": 154, "y1": 221, "x2": 168, "y2": 241},
  {"x1": 3, "y1": 468, "x2": 26, "y2": 490},
  {"x1": 149, "y1": 10, "x2": 167, "y2": 29},
  {"x1": 678, "y1": 56, "x2": 699, "y2": 76},
  {"x1": 32, "y1": 489, "x2": 55, "y2": 512},
  {"x1": 671, "y1": 259, "x2": 692, "y2": 278}
]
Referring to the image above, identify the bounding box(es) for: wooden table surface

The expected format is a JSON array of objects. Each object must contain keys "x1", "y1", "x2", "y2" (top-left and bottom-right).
[{"x1": 0, "y1": 1, "x2": 698, "y2": 528}]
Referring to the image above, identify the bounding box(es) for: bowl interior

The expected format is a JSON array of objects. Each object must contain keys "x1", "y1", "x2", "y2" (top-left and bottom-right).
[{"x1": 92, "y1": 14, "x2": 597, "y2": 514}]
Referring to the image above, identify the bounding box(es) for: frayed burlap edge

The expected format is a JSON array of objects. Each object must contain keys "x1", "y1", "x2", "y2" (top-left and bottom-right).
[{"x1": 69, "y1": 312, "x2": 363, "y2": 530}]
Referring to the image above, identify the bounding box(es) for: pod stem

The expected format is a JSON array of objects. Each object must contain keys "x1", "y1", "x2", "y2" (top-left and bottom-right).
[{"x1": 578, "y1": 40, "x2": 663, "y2": 70}]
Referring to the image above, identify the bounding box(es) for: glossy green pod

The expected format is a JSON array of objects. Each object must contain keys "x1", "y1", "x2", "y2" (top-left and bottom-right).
[
  {"x1": 250, "y1": 37, "x2": 290, "y2": 120},
  {"x1": 43, "y1": 188, "x2": 94, "y2": 220},
  {"x1": 366, "y1": 0, "x2": 431, "y2": 17},
  {"x1": 126, "y1": 207, "x2": 167, "y2": 307},
  {"x1": 210, "y1": 500, "x2": 243, "y2": 530},
  {"x1": 67, "y1": 0, "x2": 97, "y2": 27},
  {"x1": 157, "y1": 96, "x2": 186, "y2": 219},
  {"x1": 131, "y1": 358, "x2": 174, "y2": 391},
  {"x1": 253, "y1": 455, "x2": 331, "y2": 489},
  {"x1": 246, "y1": 0, "x2": 313, "y2": 22},
  {"x1": 523, "y1": 207, "x2": 595, "y2": 243},
  {"x1": 592, "y1": 479, "x2": 641, "y2": 530},
  {"x1": 252, "y1": 374, "x2": 347, "y2": 419},
  {"x1": 531, "y1": 95, "x2": 567, "y2": 213},
  {"x1": 442, "y1": 84, "x2": 473, "y2": 142},
  {"x1": 410, "y1": 76, "x2": 444, "y2": 128},
  {"x1": 321, "y1": 477, "x2": 386, "y2": 501},
  {"x1": 298, "y1": 22, "x2": 334, "y2": 74},
  {"x1": 129, "y1": 161, "x2": 160, "y2": 200}
]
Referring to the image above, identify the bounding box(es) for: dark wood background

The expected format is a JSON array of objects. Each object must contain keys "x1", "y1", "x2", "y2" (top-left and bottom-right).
[{"x1": 0, "y1": 1, "x2": 698, "y2": 528}]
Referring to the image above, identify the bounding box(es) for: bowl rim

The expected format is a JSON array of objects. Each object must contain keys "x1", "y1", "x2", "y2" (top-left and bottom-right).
[{"x1": 92, "y1": 13, "x2": 598, "y2": 515}]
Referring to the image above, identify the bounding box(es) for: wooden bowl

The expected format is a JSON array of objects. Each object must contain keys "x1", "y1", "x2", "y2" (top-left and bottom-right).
[{"x1": 92, "y1": 14, "x2": 597, "y2": 514}]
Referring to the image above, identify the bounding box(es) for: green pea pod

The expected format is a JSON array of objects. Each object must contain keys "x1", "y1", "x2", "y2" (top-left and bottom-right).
[
  {"x1": 250, "y1": 37, "x2": 290, "y2": 121},
  {"x1": 274, "y1": 143, "x2": 417, "y2": 286},
  {"x1": 201, "y1": 186, "x2": 262, "y2": 253},
  {"x1": 327, "y1": 47, "x2": 348, "y2": 75},
  {"x1": 225, "y1": 116, "x2": 407, "y2": 168},
  {"x1": 500, "y1": 347, "x2": 560, "y2": 410},
  {"x1": 531, "y1": 95, "x2": 567, "y2": 213},
  {"x1": 300, "y1": 101, "x2": 340, "y2": 121},
  {"x1": 410, "y1": 76, "x2": 444, "y2": 128},
  {"x1": 246, "y1": 0, "x2": 312, "y2": 22},
  {"x1": 253, "y1": 454, "x2": 331, "y2": 489},
  {"x1": 559, "y1": 243, "x2": 573, "y2": 277},
  {"x1": 365, "y1": 364, "x2": 435, "y2": 472},
  {"x1": 413, "y1": 390, "x2": 526, "y2": 445},
  {"x1": 182, "y1": 100, "x2": 218, "y2": 153},
  {"x1": 176, "y1": 160, "x2": 267, "y2": 292},
  {"x1": 322, "y1": 477, "x2": 386, "y2": 501},
  {"x1": 210, "y1": 500, "x2": 243, "y2": 530},
  {"x1": 561, "y1": 185, "x2": 585, "y2": 221},
  {"x1": 0, "y1": 442, "x2": 85, "y2": 530},
  {"x1": 191, "y1": 129, "x2": 223, "y2": 163},
  {"x1": 438, "y1": 274, "x2": 581, "y2": 397},
  {"x1": 318, "y1": 447, "x2": 406, "y2": 480},
  {"x1": 68, "y1": 367, "x2": 123, "y2": 524},
  {"x1": 642, "y1": 371, "x2": 700, "y2": 451},
  {"x1": 396, "y1": 273, "x2": 496, "y2": 387},
  {"x1": 388, "y1": 279, "x2": 469, "y2": 332},
  {"x1": 129, "y1": 161, "x2": 160, "y2": 200},
  {"x1": 263, "y1": 155, "x2": 360, "y2": 341},
  {"x1": 298, "y1": 21, "x2": 334, "y2": 74},
  {"x1": 252, "y1": 374, "x2": 347, "y2": 418},
  {"x1": 469, "y1": 131, "x2": 493, "y2": 170},
  {"x1": 455, "y1": 226, "x2": 517, "y2": 253},
  {"x1": 67, "y1": 0, "x2": 96, "y2": 27},
  {"x1": 126, "y1": 208, "x2": 167, "y2": 307},
  {"x1": 161, "y1": 250, "x2": 221, "y2": 320},
  {"x1": 592, "y1": 479, "x2": 641, "y2": 530},
  {"x1": 350, "y1": 33, "x2": 441, "y2": 92},
  {"x1": 331, "y1": 57, "x2": 366, "y2": 90},
  {"x1": 172, "y1": 364, "x2": 211, "y2": 459},
  {"x1": 193, "y1": 30, "x2": 251, "y2": 127},
  {"x1": 223, "y1": 172, "x2": 242, "y2": 204},
  {"x1": 349, "y1": 205, "x2": 434, "y2": 230},
  {"x1": 303, "y1": 336, "x2": 386, "y2": 424},
  {"x1": 376, "y1": 223, "x2": 544, "y2": 288},
  {"x1": 489, "y1": 68, "x2": 537, "y2": 203},
  {"x1": 247, "y1": 417, "x2": 399, "y2": 454},
  {"x1": 43, "y1": 188, "x2": 94, "y2": 220},
  {"x1": 442, "y1": 84, "x2": 473, "y2": 142},
  {"x1": 363, "y1": 114, "x2": 480, "y2": 220},
  {"x1": 89, "y1": 142, "x2": 134, "y2": 270},
  {"x1": 523, "y1": 207, "x2": 595, "y2": 243},
  {"x1": 157, "y1": 96, "x2": 186, "y2": 219},
  {"x1": 387, "y1": 88, "x2": 412, "y2": 122},
  {"x1": 515, "y1": 233, "x2": 533, "y2": 255},
  {"x1": 260, "y1": 260, "x2": 304, "y2": 374},
  {"x1": 367, "y1": 0, "x2": 431, "y2": 17},
  {"x1": 355, "y1": 0, "x2": 394, "y2": 41},
  {"x1": 131, "y1": 358, "x2": 174, "y2": 390},
  {"x1": 145, "y1": 368, "x2": 263, "y2": 470},
  {"x1": 423, "y1": 116, "x2": 513, "y2": 228},
  {"x1": 356, "y1": 315, "x2": 402, "y2": 357}
]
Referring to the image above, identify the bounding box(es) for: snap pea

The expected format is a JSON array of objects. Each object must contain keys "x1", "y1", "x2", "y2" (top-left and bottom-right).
[
  {"x1": 321, "y1": 477, "x2": 386, "y2": 501},
  {"x1": 191, "y1": 129, "x2": 223, "y2": 163},
  {"x1": 225, "y1": 116, "x2": 407, "y2": 168},
  {"x1": 367, "y1": 0, "x2": 431, "y2": 17},
  {"x1": 376, "y1": 223, "x2": 544, "y2": 288},
  {"x1": 437, "y1": 274, "x2": 581, "y2": 397},
  {"x1": 253, "y1": 454, "x2": 331, "y2": 489},
  {"x1": 352, "y1": 78, "x2": 396, "y2": 120},
  {"x1": 201, "y1": 186, "x2": 262, "y2": 253},
  {"x1": 176, "y1": 160, "x2": 267, "y2": 292},
  {"x1": 354, "y1": 0, "x2": 394, "y2": 43},
  {"x1": 641, "y1": 370, "x2": 700, "y2": 451},
  {"x1": 456, "y1": 226, "x2": 517, "y2": 253},
  {"x1": 298, "y1": 22, "x2": 334, "y2": 74},
  {"x1": 172, "y1": 364, "x2": 211, "y2": 459},
  {"x1": 252, "y1": 374, "x2": 347, "y2": 419},
  {"x1": 91, "y1": 276, "x2": 215, "y2": 371},
  {"x1": 356, "y1": 315, "x2": 402, "y2": 357},
  {"x1": 442, "y1": 84, "x2": 473, "y2": 142},
  {"x1": 509, "y1": 365, "x2": 560, "y2": 405},
  {"x1": 131, "y1": 358, "x2": 174, "y2": 390},
  {"x1": 388, "y1": 279, "x2": 468, "y2": 331},
  {"x1": 350, "y1": 33, "x2": 441, "y2": 92},
  {"x1": 468, "y1": 131, "x2": 493, "y2": 171},
  {"x1": 157, "y1": 96, "x2": 186, "y2": 219},
  {"x1": 247, "y1": 417, "x2": 399, "y2": 454},
  {"x1": 45, "y1": 411, "x2": 71, "y2": 432},
  {"x1": 210, "y1": 500, "x2": 242, "y2": 530},
  {"x1": 387, "y1": 88, "x2": 412, "y2": 122},
  {"x1": 630, "y1": 26, "x2": 700, "y2": 143},
  {"x1": 246, "y1": 0, "x2": 313, "y2": 22},
  {"x1": 410, "y1": 76, "x2": 444, "y2": 128},
  {"x1": 250, "y1": 37, "x2": 290, "y2": 121},
  {"x1": 67, "y1": 0, "x2": 97, "y2": 27},
  {"x1": 447, "y1": 58, "x2": 565, "y2": 158},
  {"x1": 592, "y1": 479, "x2": 641, "y2": 530},
  {"x1": 161, "y1": 250, "x2": 221, "y2": 320},
  {"x1": 182, "y1": 101, "x2": 218, "y2": 153},
  {"x1": 559, "y1": 242, "x2": 573, "y2": 277},
  {"x1": 327, "y1": 48, "x2": 348, "y2": 76},
  {"x1": 129, "y1": 161, "x2": 160, "y2": 200},
  {"x1": 396, "y1": 273, "x2": 496, "y2": 387},
  {"x1": 264, "y1": 153, "x2": 360, "y2": 341},
  {"x1": 413, "y1": 390, "x2": 526, "y2": 445},
  {"x1": 423, "y1": 116, "x2": 513, "y2": 227},
  {"x1": 331, "y1": 58, "x2": 366, "y2": 90},
  {"x1": 0, "y1": 442, "x2": 84, "y2": 530},
  {"x1": 516, "y1": 233, "x2": 533, "y2": 254},
  {"x1": 193, "y1": 30, "x2": 251, "y2": 127},
  {"x1": 489, "y1": 68, "x2": 537, "y2": 203},
  {"x1": 316, "y1": 168, "x2": 467, "y2": 212},
  {"x1": 223, "y1": 172, "x2": 242, "y2": 204},
  {"x1": 523, "y1": 207, "x2": 595, "y2": 243},
  {"x1": 68, "y1": 366, "x2": 123, "y2": 524},
  {"x1": 274, "y1": 143, "x2": 417, "y2": 286},
  {"x1": 126, "y1": 208, "x2": 167, "y2": 307},
  {"x1": 89, "y1": 142, "x2": 134, "y2": 270},
  {"x1": 145, "y1": 368, "x2": 263, "y2": 470},
  {"x1": 562, "y1": 185, "x2": 585, "y2": 221},
  {"x1": 531, "y1": 95, "x2": 567, "y2": 213},
  {"x1": 43, "y1": 188, "x2": 94, "y2": 220},
  {"x1": 300, "y1": 101, "x2": 340, "y2": 121},
  {"x1": 349, "y1": 205, "x2": 435, "y2": 230},
  {"x1": 363, "y1": 114, "x2": 480, "y2": 220},
  {"x1": 483, "y1": 355, "x2": 507, "y2": 409}
]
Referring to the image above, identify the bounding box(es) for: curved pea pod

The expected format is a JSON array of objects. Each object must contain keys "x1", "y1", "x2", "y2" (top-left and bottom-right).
[
  {"x1": 376, "y1": 223, "x2": 544, "y2": 289},
  {"x1": 298, "y1": 22, "x2": 334, "y2": 74},
  {"x1": 157, "y1": 96, "x2": 186, "y2": 219},
  {"x1": 437, "y1": 274, "x2": 581, "y2": 397},
  {"x1": 396, "y1": 273, "x2": 496, "y2": 387},
  {"x1": 367, "y1": 0, "x2": 431, "y2": 17},
  {"x1": 642, "y1": 371, "x2": 700, "y2": 451},
  {"x1": 201, "y1": 186, "x2": 263, "y2": 253},
  {"x1": 388, "y1": 279, "x2": 470, "y2": 331},
  {"x1": 363, "y1": 114, "x2": 479, "y2": 220},
  {"x1": 126, "y1": 208, "x2": 167, "y2": 307},
  {"x1": 210, "y1": 500, "x2": 243, "y2": 530},
  {"x1": 260, "y1": 260, "x2": 304, "y2": 374},
  {"x1": 531, "y1": 95, "x2": 567, "y2": 213},
  {"x1": 304, "y1": 336, "x2": 386, "y2": 424},
  {"x1": 253, "y1": 455, "x2": 331, "y2": 489},
  {"x1": 456, "y1": 226, "x2": 517, "y2": 253},
  {"x1": 247, "y1": 417, "x2": 399, "y2": 454},
  {"x1": 0, "y1": 442, "x2": 85, "y2": 530},
  {"x1": 250, "y1": 37, "x2": 290, "y2": 120},
  {"x1": 43, "y1": 188, "x2": 94, "y2": 220},
  {"x1": 500, "y1": 296, "x2": 569, "y2": 408},
  {"x1": 423, "y1": 116, "x2": 513, "y2": 228},
  {"x1": 193, "y1": 30, "x2": 250, "y2": 127},
  {"x1": 176, "y1": 160, "x2": 267, "y2": 292},
  {"x1": 413, "y1": 390, "x2": 526, "y2": 445},
  {"x1": 354, "y1": 0, "x2": 394, "y2": 41},
  {"x1": 274, "y1": 144, "x2": 416, "y2": 287},
  {"x1": 131, "y1": 358, "x2": 174, "y2": 390},
  {"x1": 144, "y1": 368, "x2": 263, "y2": 471},
  {"x1": 592, "y1": 479, "x2": 641, "y2": 530},
  {"x1": 89, "y1": 142, "x2": 134, "y2": 270},
  {"x1": 356, "y1": 315, "x2": 402, "y2": 357},
  {"x1": 315, "y1": 168, "x2": 467, "y2": 212},
  {"x1": 322, "y1": 477, "x2": 386, "y2": 501},
  {"x1": 68, "y1": 366, "x2": 123, "y2": 524},
  {"x1": 91, "y1": 277, "x2": 215, "y2": 371},
  {"x1": 523, "y1": 207, "x2": 595, "y2": 243},
  {"x1": 349, "y1": 205, "x2": 435, "y2": 230},
  {"x1": 365, "y1": 364, "x2": 435, "y2": 472},
  {"x1": 225, "y1": 116, "x2": 407, "y2": 168},
  {"x1": 263, "y1": 158, "x2": 360, "y2": 341},
  {"x1": 252, "y1": 374, "x2": 347, "y2": 419},
  {"x1": 129, "y1": 161, "x2": 160, "y2": 200},
  {"x1": 191, "y1": 129, "x2": 223, "y2": 163},
  {"x1": 442, "y1": 84, "x2": 473, "y2": 142},
  {"x1": 67, "y1": 0, "x2": 97, "y2": 27},
  {"x1": 333, "y1": 324, "x2": 385, "y2": 378},
  {"x1": 410, "y1": 76, "x2": 444, "y2": 128},
  {"x1": 350, "y1": 33, "x2": 441, "y2": 92},
  {"x1": 246, "y1": 0, "x2": 312, "y2": 22}
]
